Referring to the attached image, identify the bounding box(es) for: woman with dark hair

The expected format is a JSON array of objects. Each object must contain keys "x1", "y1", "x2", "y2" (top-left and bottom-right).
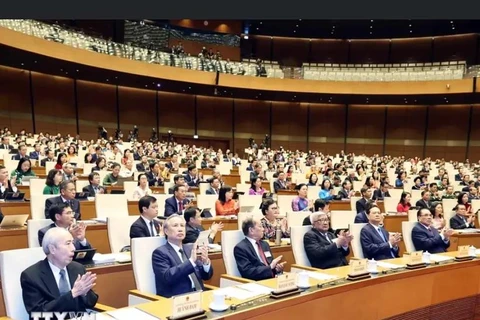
[
  {"x1": 132, "y1": 173, "x2": 152, "y2": 199},
  {"x1": 412, "y1": 176, "x2": 423, "y2": 190},
  {"x1": 11, "y1": 158, "x2": 35, "y2": 184},
  {"x1": 42, "y1": 169, "x2": 63, "y2": 195},
  {"x1": 248, "y1": 177, "x2": 266, "y2": 196},
  {"x1": 395, "y1": 171, "x2": 407, "y2": 188},
  {"x1": 215, "y1": 185, "x2": 239, "y2": 216},
  {"x1": 260, "y1": 198, "x2": 289, "y2": 241},
  {"x1": 66, "y1": 145, "x2": 77, "y2": 162},
  {"x1": 121, "y1": 149, "x2": 132, "y2": 165},
  {"x1": 307, "y1": 173, "x2": 318, "y2": 186},
  {"x1": 92, "y1": 157, "x2": 107, "y2": 172},
  {"x1": 84, "y1": 153, "x2": 93, "y2": 164},
  {"x1": 396, "y1": 192, "x2": 411, "y2": 213},
  {"x1": 55, "y1": 152, "x2": 67, "y2": 170},
  {"x1": 430, "y1": 202, "x2": 446, "y2": 231},
  {"x1": 318, "y1": 179, "x2": 334, "y2": 201},
  {"x1": 457, "y1": 192, "x2": 472, "y2": 214}
]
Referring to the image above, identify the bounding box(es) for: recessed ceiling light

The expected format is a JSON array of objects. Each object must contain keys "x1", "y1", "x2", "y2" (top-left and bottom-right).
[
  {"x1": 370, "y1": 32, "x2": 372, "y2": 34},
  {"x1": 409, "y1": 24, "x2": 412, "y2": 27},
  {"x1": 260, "y1": 21, "x2": 262, "y2": 24},
  {"x1": 256, "y1": 28, "x2": 259, "y2": 30},
  {"x1": 34, "y1": 61, "x2": 37, "y2": 63},
  {"x1": 450, "y1": 21, "x2": 453, "y2": 23},
  {"x1": 106, "y1": 79, "x2": 109, "y2": 82},
  {"x1": 410, "y1": 30, "x2": 412, "y2": 33},
  {"x1": 452, "y1": 27, "x2": 455, "y2": 30},
  {"x1": 296, "y1": 25, "x2": 299, "y2": 27},
  {"x1": 21, "y1": 63, "x2": 24, "y2": 66},
  {"x1": 333, "y1": 26, "x2": 335, "y2": 29},
  {"x1": 371, "y1": 20, "x2": 373, "y2": 22},
  {"x1": 294, "y1": 30, "x2": 296, "y2": 33},
  {"x1": 145, "y1": 85, "x2": 148, "y2": 87}
]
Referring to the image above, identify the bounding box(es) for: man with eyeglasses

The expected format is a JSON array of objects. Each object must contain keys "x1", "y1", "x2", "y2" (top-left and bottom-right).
[
  {"x1": 412, "y1": 208, "x2": 453, "y2": 253},
  {"x1": 38, "y1": 203, "x2": 91, "y2": 250},
  {"x1": 304, "y1": 212, "x2": 352, "y2": 269}
]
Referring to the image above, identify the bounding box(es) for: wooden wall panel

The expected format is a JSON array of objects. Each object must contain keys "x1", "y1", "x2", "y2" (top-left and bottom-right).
[
  {"x1": 433, "y1": 34, "x2": 477, "y2": 64},
  {"x1": 468, "y1": 105, "x2": 480, "y2": 161},
  {"x1": 0, "y1": 66, "x2": 32, "y2": 133},
  {"x1": 425, "y1": 105, "x2": 469, "y2": 161},
  {"x1": 271, "y1": 102, "x2": 307, "y2": 151},
  {"x1": 77, "y1": 80, "x2": 117, "y2": 140},
  {"x1": 349, "y1": 40, "x2": 390, "y2": 64},
  {"x1": 233, "y1": 99, "x2": 270, "y2": 154},
  {"x1": 118, "y1": 86, "x2": 156, "y2": 141},
  {"x1": 308, "y1": 104, "x2": 345, "y2": 155},
  {"x1": 196, "y1": 96, "x2": 233, "y2": 140},
  {"x1": 251, "y1": 36, "x2": 272, "y2": 61},
  {"x1": 158, "y1": 92, "x2": 195, "y2": 137},
  {"x1": 31, "y1": 72, "x2": 75, "y2": 136},
  {"x1": 390, "y1": 38, "x2": 433, "y2": 63},
  {"x1": 346, "y1": 105, "x2": 385, "y2": 155},
  {"x1": 272, "y1": 37, "x2": 310, "y2": 65},
  {"x1": 310, "y1": 39, "x2": 349, "y2": 64}
]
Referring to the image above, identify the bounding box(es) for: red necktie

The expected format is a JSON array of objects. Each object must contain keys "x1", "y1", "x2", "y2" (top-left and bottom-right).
[
  {"x1": 256, "y1": 241, "x2": 269, "y2": 265},
  {"x1": 178, "y1": 201, "x2": 184, "y2": 212}
]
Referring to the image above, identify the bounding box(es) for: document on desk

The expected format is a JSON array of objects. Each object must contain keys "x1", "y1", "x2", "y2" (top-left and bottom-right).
[
  {"x1": 307, "y1": 272, "x2": 338, "y2": 281},
  {"x1": 376, "y1": 261, "x2": 406, "y2": 269},
  {"x1": 429, "y1": 254, "x2": 454, "y2": 262},
  {"x1": 107, "y1": 307, "x2": 158, "y2": 320},
  {"x1": 215, "y1": 286, "x2": 260, "y2": 300},
  {"x1": 238, "y1": 283, "x2": 272, "y2": 295}
]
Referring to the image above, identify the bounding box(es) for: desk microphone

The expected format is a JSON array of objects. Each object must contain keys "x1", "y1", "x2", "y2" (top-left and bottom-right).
[{"x1": 230, "y1": 293, "x2": 271, "y2": 311}]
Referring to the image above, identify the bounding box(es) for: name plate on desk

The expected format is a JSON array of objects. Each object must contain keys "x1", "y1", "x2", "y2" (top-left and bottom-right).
[
  {"x1": 349, "y1": 259, "x2": 368, "y2": 276},
  {"x1": 169, "y1": 291, "x2": 204, "y2": 320},
  {"x1": 408, "y1": 251, "x2": 424, "y2": 265},
  {"x1": 458, "y1": 245, "x2": 470, "y2": 258},
  {"x1": 275, "y1": 273, "x2": 297, "y2": 293}
]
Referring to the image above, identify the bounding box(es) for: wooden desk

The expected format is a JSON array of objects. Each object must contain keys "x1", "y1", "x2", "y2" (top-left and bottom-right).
[
  {"x1": 223, "y1": 174, "x2": 240, "y2": 187},
  {"x1": 0, "y1": 262, "x2": 135, "y2": 317},
  {"x1": 119, "y1": 251, "x2": 480, "y2": 320}
]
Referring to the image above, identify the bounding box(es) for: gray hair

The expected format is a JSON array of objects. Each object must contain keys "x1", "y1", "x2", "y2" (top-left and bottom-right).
[
  {"x1": 163, "y1": 214, "x2": 185, "y2": 233},
  {"x1": 42, "y1": 227, "x2": 70, "y2": 255},
  {"x1": 310, "y1": 211, "x2": 328, "y2": 224}
]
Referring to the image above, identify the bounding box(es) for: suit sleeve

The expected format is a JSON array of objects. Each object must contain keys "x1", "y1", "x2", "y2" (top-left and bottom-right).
[
  {"x1": 234, "y1": 245, "x2": 272, "y2": 281},
  {"x1": 44, "y1": 198, "x2": 53, "y2": 219},
  {"x1": 355, "y1": 200, "x2": 363, "y2": 213},
  {"x1": 360, "y1": 228, "x2": 391, "y2": 259},
  {"x1": 152, "y1": 249, "x2": 195, "y2": 285},
  {"x1": 183, "y1": 229, "x2": 198, "y2": 244},
  {"x1": 130, "y1": 223, "x2": 146, "y2": 239},
  {"x1": 450, "y1": 216, "x2": 463, "y2": 229},
  {"x1": 38, "y1": 229, "x2": 45, "y2": 247},
  {"x1": 412, "y1": 227, "x2": 449, "y2": 252},
  {"x1": 82, "y1": 186, "x2": 90, "y2": 193},
  {"x1": 164, "y1": 199, "x2": 176, "y2": 217},
  {"x1": 303, "y1": 232, "x2": 339, "y2": 262}
]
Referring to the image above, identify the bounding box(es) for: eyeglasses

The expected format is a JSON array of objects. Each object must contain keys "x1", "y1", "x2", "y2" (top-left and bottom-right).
[{"x1": 314, "y1": 218, "x2": 330, "y2": 223}]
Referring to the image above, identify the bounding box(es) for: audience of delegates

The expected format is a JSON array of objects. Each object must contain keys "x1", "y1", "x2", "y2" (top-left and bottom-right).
[
  {"x1": 0, "y1": 165, "x2": 17, "y2": 198},
  {"x1": 21, "y1": 228, "x2": 98, "y2": 316},
  {"x1": 44, "y1": 181, "x2": 81, "y2": 220},
  {"x1": 291, "y1": 183, "x2": 313, "y2": 212},
  {"x1": 234, "y1": 217, "x2": 286, "y2": 281},
  {"x1": 152, "y1": 214, "x2": 213, "y2": 298},
  {"x1": 449, "y1": 204, "x2": 476, "y2": 229},
  {"x1": 165, "y1": 185, "x2": 192, "y2": 217},
  {"x1": 130, "y1": 195, "x2": 162, "y2": 238},
  {"x1": 132, "y1": 173, "x2": 153, "y2": 199}
]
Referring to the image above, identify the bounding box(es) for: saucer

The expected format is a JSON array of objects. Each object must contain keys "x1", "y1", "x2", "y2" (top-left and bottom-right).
[
  {"x1": 297, "y1": 284, "x2": 310, "y2": 289},
  {"x1": 209, "y1": 303, "x2": 229, "y2": 312}
]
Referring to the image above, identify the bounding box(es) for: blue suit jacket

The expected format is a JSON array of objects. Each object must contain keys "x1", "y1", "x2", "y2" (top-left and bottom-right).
[
  {"x1": 164, "y1": 196, "x2": 190, "y2": 217},
  {"x1": 152, "y1": 242, "x2": 213, "y2": 298},
  {"x1": 233, "y1": 238, "x2": 277, "y2": 281},
  {"x1": 29, "y1": 151, "x2": 40, "y2": 160},
  {"x1": 354, "y1": 212, "x2": 369, "y2": 223},
  {"x1": 411, "y1": 222, "x2": 450, "y2": 253},
  {"x1": 360, "y1": 223, "x2": 399, "y2": 261}
]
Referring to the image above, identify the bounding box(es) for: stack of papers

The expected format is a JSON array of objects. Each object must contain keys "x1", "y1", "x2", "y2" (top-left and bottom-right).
[
  {"x1": 107, "y1": 308, "x2": 157, "y2": 320},
  {"x1": 93, "y1": 217, "x2": 107, "y2": 223},
  {"x1": 429, "y1": 254, "x2": 454, "y2": 262},
  {"x1": 93, "y1": 253, "x2": 131, "y2": 263},
  {"x1": 457, "y1": 229, "x2": 480, "y2": 234},
  {"x1": 237, "y1": 283, "x2": 272, "y2": 295},
  {"x1": 208, "y1": 244, "x2": 221, "y2": 251},
  {"x1": 214, "y1": 287, "x2": 259, "y2": 300},
  {"x1": 376, "y1": 261, "x2": 405, "y2": 269},
  {"x1": 307, "y1": 272, "x2": 338, "y2": 281}
]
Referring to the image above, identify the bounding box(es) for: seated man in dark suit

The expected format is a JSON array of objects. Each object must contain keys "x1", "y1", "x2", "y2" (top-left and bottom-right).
[
  {"x1": 337, "y1": 180, "x2": 354, "y2": 199},
  {"x1": 372, "y1": 182, "x2": 391, "y2": 201},
  {"x1": 44, "y1": 181, "x2": 81, "y2": 220},
  {"x1": 146, "y1": 162, "x2": 164, "y2": 187},
  {"x1": 38, "y1": 203, "x2": 92, "y2": 250},
  {"x1": 29, "y1": 144, "x2": 42, "y2": 160},
  {"x1": 82, "y1": 172, "x2": 106, "y2": 196},
  {"x1": 205, "y1": 177, "x2": 220, "y2": 195},
  {"x1": 412, "y1": 208, "x2": 452, "y2": 253},
  {"x1": 450, "y1": 204, "x2": 476, "y2": 229},
  {"x1": 136, "y1": 155, "x2": 150, "y2": 172},
  {"x1": 233, "y1": 217, "x2": 286, "y2": 281},
  {"x1": 130, "y1": 195, "x2": 162, "y2": 238},
  {"x1": 273, "y1": 172, "x2": 288, "y2": 193},
  {"x1": 183, "y1": 207, "x2": 223, "y2": 244},
  {"x1": 152, "y1": 214, "x2": 213, "y2": 298},
  {"x1": 184, "y1": 164, "x2": 200, "y2": 187},
  {"x1": 21, "y1": 228, "x2": 98, "y2": 316},
  {"x1": 164, "y1": 185, "x2": 192, "y2": 217},
  {"x1": 40, "y1": 149, "x2": 56, "y2": 167},
  {"x1": 0, "y1": 165, "x2": 17, "y2": 199},
  {"x1": 356, "y1": 187, "x2": 372, "y2": 213},
  {"x1": 168, "y1": 174, "x2": 186, "y2": 194},
  {"x1": 415, "y1": 191, "x2": 432, "y2": 209},
  {"x1": 304, "y1": 212, "x2": 352, "y2": 269},
  {"x1": 302, "y1": 199, "x2": 330, "y2": 226},
  {"x1": 360, "y1": 205, "x2": 401, "y2": 260},
  {"x1": 12, "y1": 144, "x2": 29, "y2": 160}
]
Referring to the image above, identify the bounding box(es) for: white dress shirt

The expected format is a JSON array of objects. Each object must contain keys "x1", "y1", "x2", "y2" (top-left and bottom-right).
[
  {"x1": 246, "y1": 236, "x2": 266, "y2": 263},
  {"x1": 168, "y1": 241, "x2": 211, "y2": 289},
  {"x1": 48, "y1": 260, "x2": 71, "y2": 291}
]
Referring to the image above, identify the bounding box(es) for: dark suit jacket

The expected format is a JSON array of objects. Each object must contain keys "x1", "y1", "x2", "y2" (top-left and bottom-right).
[
  {"x1": 12, "y1": 153, "x2": 28, "y2": 160},
  {"x1": 145, "y1": 171, "x2": 163, "y2": 187},
  {"x1": 205, "y1": 187, "x2": 219, "y2": 196},
  {"x1": 233, "y1": 238, "x2": 277, "y2": 281},
  {"x1": 360, "y1": 223, "x2": 399, "y2": 261},
  {"x1": 415, "y1": 199, "x2": 432, "y2": 209},
  {"x1": 129, "y1": 217, "x2": 161, "y2": 239},
  {"x1": 81, "y1": 184, "x2": 106, "y2": 197},
  {"x1": 338, "y1": 189, "x2": 349, "y2": 199},
  {"x1": 40, "y1": 158, "x2": 55, "y2": 167},
  {"x1": 184, "y1": 174, "x2": 199, "y2": 187},
  {"x1": 304, "y1": 229, "x2": 349, "y2": 269},
  {"x1": 411, "y1": 222, "x2": 450, "y2": 253},
  {"x1": 20, "y1": 258, "x2": 98, "y2": 315},
  {"x1": 164, "y1": 196, "x2": 190, "y2": 217},
  {"x1": 0, "y1": 180, "x2": 15, "y2": 199},
  {"x1": 38, "y1": 224, "x2": 92, "y2": 250},
  {"x1": 44, "y1": 196, "x2": 81, "y2": 220},
  {"x1": 29, "y1": 151, "x2": 41, "y2": 160},
  {"x1": 152, "y1": 242, "x2": 213, "y2": 298},
  {"x1": 372, "y1": 190, "x2": 391, "y2": 201},
  {"x1": 450, "y1": 214, "x2": 475, "y2": 229},
  {"x1": 183, "y1": 224, "x2": 214, "y2": 244},
  {"x1": 136, "y1": 163, "x2": 149, "y2": 172},
  {"x1": 273, "y1": 180, "x2": 287, "y2": 193},
  {"x1": 356, "y1": 198, "x2": 368, "y2": 213},
  {"x1": 354, "y1": 212, "x2": 369, "y2": 223},
  {"x1": 0, "y1": 144, "x2": 12, "y2": 150}
]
